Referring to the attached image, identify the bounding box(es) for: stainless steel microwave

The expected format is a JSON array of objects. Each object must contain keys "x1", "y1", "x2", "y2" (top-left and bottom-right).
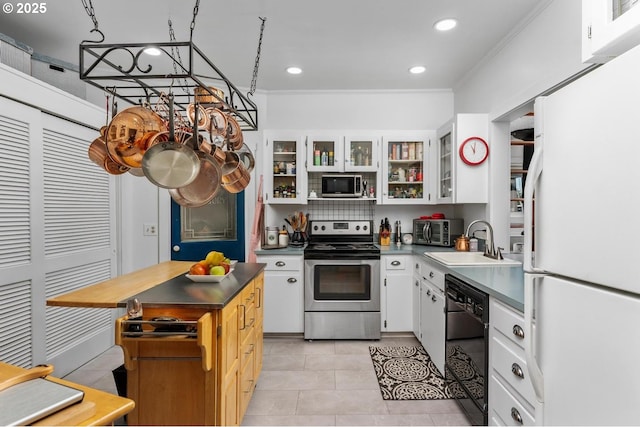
[
  {"x1": 413, "y1": 218, "x2": 464, "y2": 247},
  {"x1": 321, "y1": 174, "x2": 362, "y2": 198}
]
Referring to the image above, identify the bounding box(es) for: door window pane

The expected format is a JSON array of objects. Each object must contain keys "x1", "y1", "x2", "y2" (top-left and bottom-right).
[{"x1": 180, "y1": 192, "x2": 237, "y2": 242}]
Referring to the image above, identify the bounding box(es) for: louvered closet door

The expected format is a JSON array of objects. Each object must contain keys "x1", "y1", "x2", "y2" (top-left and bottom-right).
[{"x1": 0, "y1": 96, "x2": 116, "y2": 375}]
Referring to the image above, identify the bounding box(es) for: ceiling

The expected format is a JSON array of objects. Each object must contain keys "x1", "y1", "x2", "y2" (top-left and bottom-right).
[{"x1": 0, "y1": 0, "x2": 542, "y2": 92}]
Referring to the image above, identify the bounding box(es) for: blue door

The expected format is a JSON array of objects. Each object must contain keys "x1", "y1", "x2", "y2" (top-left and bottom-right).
[{"x1": 171, "y1": 191, "x2": 245, "y2": 262}]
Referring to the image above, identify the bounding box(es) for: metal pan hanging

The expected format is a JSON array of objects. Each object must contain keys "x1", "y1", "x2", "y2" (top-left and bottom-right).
[{"x1": 142, "y1": 94, "x2": 201, "y2": 189}]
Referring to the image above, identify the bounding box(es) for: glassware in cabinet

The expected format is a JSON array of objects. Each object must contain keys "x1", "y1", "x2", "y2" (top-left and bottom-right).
[
  {"x1": 438, "y1": 130, "x2": 453, "y2": 202},
  {"x1": 265, "y1": 135, "x2": 306, "y2": 204}
]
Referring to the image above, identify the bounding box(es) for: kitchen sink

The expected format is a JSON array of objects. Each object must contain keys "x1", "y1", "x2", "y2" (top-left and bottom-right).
[{"x1": 424, "y1": 251, "x2": 522, "y2": 266}]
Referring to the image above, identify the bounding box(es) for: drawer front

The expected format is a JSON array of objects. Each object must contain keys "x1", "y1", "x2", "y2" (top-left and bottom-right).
[
  {"x1": 421, "y1": 261, "x2": 445, "y2": 291},
  {"x1": 491, "y1": 334, "x2": 535, "y2": 404},
  {"x1": 384, "y1": 256, "x2": 407, "y2": 270},
  {"x1": 490, "y1": 298, "x2": 526, "y2": 349},
  {"x1": 491, "y1": 373, "x2": 535, "y2": 426},
  {"x1": 259, "y1": 256, "x2": 303, "y2": 271}
]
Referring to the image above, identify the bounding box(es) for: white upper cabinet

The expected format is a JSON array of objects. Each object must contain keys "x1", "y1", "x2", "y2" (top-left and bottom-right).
[
  {"x1": 305, "y1": 133, "x2": 343, "y2": 172},
  {"x1": 436, "y1": 114, "x2": 489, "y2": 204},
  {"x1": 344, "y1": 134, "x2": 379, "y2": 172},
  {"x1": 583, "y1": 0, "x2": 640, "y2": 63},
  {"x1": 381, "y1": 131, "x2": 435, "y2": 205},
  {"x1": 306, "y1": 133, "x2": 378, "y2": 172},
  {"x1": 264, "y1": 132, "x2": 307, "y2": 204}
]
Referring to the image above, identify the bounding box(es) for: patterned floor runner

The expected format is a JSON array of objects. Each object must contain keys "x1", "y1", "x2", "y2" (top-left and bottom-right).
[{"x1": 369, "y1": 345, "x2": 484, "y2": 401}]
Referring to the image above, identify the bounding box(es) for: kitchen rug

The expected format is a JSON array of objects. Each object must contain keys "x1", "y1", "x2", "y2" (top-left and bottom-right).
[{"x1": 369, "y1": 345, "x2": 484, "y2": 400}]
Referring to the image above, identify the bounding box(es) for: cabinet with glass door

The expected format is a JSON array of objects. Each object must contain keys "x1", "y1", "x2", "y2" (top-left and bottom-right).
[
  {"x1": 306, "y1": 133, "x2": 343, "y2": 172},
  {"x1": 437, "y1": 129, "x2": 454, "y2": 203},
  {"x1": 381, "y1": 132, "x2": 434, "y2": 204},
  {"x1": 264, "y1": 133, "x2": 307, "y2": 204},
  {"x1": 344, "y1": 135, "x2": 379, "y2": 172}
]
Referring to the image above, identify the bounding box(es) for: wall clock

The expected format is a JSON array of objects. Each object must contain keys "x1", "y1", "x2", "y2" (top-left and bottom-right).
[{"x1": 459, "y1": 137, "x2": 489, "y2": 166}]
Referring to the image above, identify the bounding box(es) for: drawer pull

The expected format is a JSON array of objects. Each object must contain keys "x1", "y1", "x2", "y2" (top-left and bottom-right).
[
  {"x1": 431, "y1": 295, "x2": 437, "y2": 302},
  {"x1": 287, "y1": 277, "x2": 297, "y2": 283},
  {"x1": 275, "y1": 261, "x2": 286, "y2": 267},
  {"x1": 511, "y1": 407, "x2": 523, "y2": 424},
  {"x1": 511, "y1": 362, "x2": 524, "y2": 379},
  {"x1": 512, "y1": 324, "x2": 525, "y2": 339},
  {"x1": 391, "y1": 260, "x2": 401, "y2": 266},
  {"x1": 426, "y1": 289, "x2": 432, "y2": 296},
  {"x1": 415, "y1": 263, "x2": 419, "y2": 270},
  {"x1": 429, "y1": 271, "x2": 434, "y2": 279},
  {"x1": 415, "y1": 280, "x2": 419, "y2": 287}
]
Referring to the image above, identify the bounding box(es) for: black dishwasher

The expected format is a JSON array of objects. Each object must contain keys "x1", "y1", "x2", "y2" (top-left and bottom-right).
[{"x1": 445, "y1": 274, "x2": 489, "y2": 426}]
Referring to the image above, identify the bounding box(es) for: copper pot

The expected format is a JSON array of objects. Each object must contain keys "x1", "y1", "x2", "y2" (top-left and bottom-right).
[
  {"x1": 221, "y1": 167, "x2": 251, "y2": 193},
  {"x1": 106, "y1": 106, "x2": 167, "y2": 169},
  {"x1": 220, "y1": 151, "x2": 247, "y2": 184},
  {"x1": 194, "y1": 86, "x2": 225, "y2": 107},
  {"x1": 187, "y1": 103, "x2": 210, "y2": 130},
  {"x1": 199, "y1": 139, "x2": 226, "y2": 167},
  {"x1": 225, "y1": 114, "x2": 243, "y2": 150},
  {"x1": 206, "y1": 107, "x2": 228, "y2": 139},
  {"x1": 88, "y1": 136, "x2": 129, "y2": 175}
]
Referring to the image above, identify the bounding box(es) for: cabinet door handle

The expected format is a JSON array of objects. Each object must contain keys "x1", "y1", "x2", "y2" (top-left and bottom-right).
[
  {"x1": 429, "y1": 271, "x2": 434, "y2": 278},
  {"x1": 431, "y1": 295, "x2": 437, "y2": 302},
  {"x1": 287, "y1": 277, "x2": 297, "y2": 283},
  {"x1": 512, "y1": 324, "x2": 525, "y2": 339},
  {"x1": 426, "y1": 289, "x2": 431, "y2": 296},
  {"x1": 256, "y1": 287, "x2": 262, "y2": 308},
  {"x1": 240, "y1": 305, "x2": 247, "y2": 330},
  {"x1": 511, "y1": 362, "x2": 524, "y2": 379},
  {"x1": 415, "y1": 280, "x2": 419, "y2": 287},
  {"x1": 511, "y1": 407, "x2": 523, "y2": 424},
  {"x1": 391, "y1": 260, "x2": 401, "y2": 266},
  {"x1": 275, "y1": 261, "x2": 286, "y2": 267},
  {"x1": 415, "y1": 263, "x2": 419, "y2": 270}
]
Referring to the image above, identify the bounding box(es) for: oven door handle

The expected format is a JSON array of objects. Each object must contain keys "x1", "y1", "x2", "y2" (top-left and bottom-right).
[{"x1": 423, "y1": 222, "x2": 431, "y2": 242}]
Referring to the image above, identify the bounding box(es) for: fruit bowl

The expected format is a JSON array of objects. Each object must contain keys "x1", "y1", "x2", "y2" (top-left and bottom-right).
[{"x1": 186, "y1": 268, "x2": 234, "y2": 282}]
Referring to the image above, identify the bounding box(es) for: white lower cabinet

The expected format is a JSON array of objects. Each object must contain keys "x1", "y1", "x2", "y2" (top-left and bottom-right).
[
  {"x1": 381, "y1": 255, "x2": 412, "y2": 332},
  {"x1": 489, "y1": 297, "x2": 536, "y2": 425},
  {"x1": 412, "y1": 260, "x2": 421, "y2": 338},
  {"x1": 418, "y1": 258, "x2": 446, "y2": 374},
  {"x1": 256, "y1": 254, "x2": 304, "y2": 333}
]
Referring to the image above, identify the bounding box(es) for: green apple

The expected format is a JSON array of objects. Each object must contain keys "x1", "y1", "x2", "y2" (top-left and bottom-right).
[{"x1": 210, "y1": 266, "x2": 226, "y2": 276}]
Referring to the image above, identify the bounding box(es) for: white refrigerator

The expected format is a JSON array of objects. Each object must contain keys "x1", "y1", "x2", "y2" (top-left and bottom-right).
[{"x1": 523, "y1": 43, "x2": 640, "y2": 425}]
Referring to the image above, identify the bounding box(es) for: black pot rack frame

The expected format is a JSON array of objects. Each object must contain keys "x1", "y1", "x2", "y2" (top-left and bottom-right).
[{"x1": 79, "y1": 40, "x2": 258, "y2": 131}]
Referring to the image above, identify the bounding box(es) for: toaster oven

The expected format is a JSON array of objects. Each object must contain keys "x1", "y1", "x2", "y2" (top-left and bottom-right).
[{"x1": 413, "y1": 218, "x2": 464, "y2": 247}]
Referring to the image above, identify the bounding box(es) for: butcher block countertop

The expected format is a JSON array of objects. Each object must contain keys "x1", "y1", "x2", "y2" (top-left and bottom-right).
[
  {"x1": 46, "y1": 261, "x2": 266, "y2": 310},
  {"x1": 46, "y1": 261, "x2": 194, "y2": 308}
]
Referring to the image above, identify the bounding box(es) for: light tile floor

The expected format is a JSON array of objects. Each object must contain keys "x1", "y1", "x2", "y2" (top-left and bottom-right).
[{"x1": 63, "y1": 335, "x2": 471, "y2": 426}]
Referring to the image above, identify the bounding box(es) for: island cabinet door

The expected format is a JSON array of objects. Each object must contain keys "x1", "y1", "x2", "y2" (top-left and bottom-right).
[{"x1": 219, "y1": 300, "x2": 241, "y2": 426}]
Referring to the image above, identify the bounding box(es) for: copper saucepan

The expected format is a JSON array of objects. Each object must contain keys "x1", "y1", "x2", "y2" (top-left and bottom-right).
[
  {"x1": 194, "y1": 86, "x2": 225, "y2": 108},
  {"x1": 220, "y1": 151, "x2": 251, "y2": 193},
  {"x1": 88, "y1": 136, "x2": 129, "y2": 175}
]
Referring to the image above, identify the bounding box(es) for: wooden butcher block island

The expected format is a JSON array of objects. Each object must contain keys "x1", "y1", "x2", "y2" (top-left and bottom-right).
[{"x1": 47, "y1": 261, "x2": 266, "y2": 426}]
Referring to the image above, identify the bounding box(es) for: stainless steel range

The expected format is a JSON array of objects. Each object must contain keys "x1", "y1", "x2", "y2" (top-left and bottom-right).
[{"x1": 304, "y1": 220, "x2": 381, "y2": 340}]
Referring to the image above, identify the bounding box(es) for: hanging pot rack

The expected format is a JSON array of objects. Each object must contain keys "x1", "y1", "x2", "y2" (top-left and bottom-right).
[{"x1": 79, "y1": 40, "x2": 258, "y2": 131}]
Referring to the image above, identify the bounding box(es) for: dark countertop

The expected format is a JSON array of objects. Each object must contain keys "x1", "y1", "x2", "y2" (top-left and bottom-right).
[{"x1": 118, "y1": 263, "x2": 266, "y2": 310}]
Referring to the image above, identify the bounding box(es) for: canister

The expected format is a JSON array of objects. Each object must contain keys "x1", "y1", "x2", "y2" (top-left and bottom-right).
[
  {"x1": 278, "y1": 226, "x2": 289, "y2": 247},
  {"x1": 266, "y1": 227, "x2": 279, "y2": 246}
]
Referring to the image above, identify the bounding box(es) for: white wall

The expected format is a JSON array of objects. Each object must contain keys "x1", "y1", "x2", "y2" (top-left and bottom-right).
[{"x1": 453, "y1": 0, "x2": 589, "y2": 252}]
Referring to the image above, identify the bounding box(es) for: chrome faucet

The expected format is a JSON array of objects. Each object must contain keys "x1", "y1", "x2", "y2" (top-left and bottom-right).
[{"x1": 465, "y1": 219, "x2": 503, "y2": 260}]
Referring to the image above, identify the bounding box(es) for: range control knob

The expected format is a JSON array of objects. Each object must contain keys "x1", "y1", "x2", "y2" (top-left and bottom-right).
[
  {"x1": 355, "y1": 225, "x2": 360, "y2": 230},
  {"x1": 363, "y1": 225, "x2": 368, "y2": 231},
  {"x1": 313, "y1": 225, "x2": 319, "y2": 231},
  {"x1": 321, "y1": 225, "x2": 326, "y2": 231}
]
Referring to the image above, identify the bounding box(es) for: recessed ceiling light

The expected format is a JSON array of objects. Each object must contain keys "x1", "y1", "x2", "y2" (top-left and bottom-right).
[
  {"x1": 409, "y1": 66, "x2": 426, "y2": 74},
  {"x1": 143, "y1": 47, "x2": 161, "y2": 56},
  {"x1": 286, "y1": 66, "x2": 302, "y2": 75},
  {"x1": 434, "y1": 18, "x2": 457, "y2": 31}
]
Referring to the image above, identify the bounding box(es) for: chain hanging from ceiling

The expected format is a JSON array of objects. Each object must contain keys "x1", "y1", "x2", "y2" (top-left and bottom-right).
[{"x1": 79, "y1": 0, "x2": 264, "y2": 131}]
